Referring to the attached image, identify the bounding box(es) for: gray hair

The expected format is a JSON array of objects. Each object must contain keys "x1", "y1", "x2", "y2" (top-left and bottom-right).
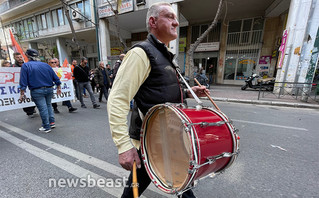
[
  {"x1": 146, "y1": 2, "x2": 171, "y2": 32},
  {"x1": 99, "y1": 61, "x2": 104, "y2": 65}
]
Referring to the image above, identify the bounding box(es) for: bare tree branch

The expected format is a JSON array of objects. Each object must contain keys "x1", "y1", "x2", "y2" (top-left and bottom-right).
[
  {"x1": 187, "y1": 0, "x2": 224, "y2": 86},
  {"x1": 106, "y1": 0, "x2": 127, "y2": 52},
  {"x1": 60, "y1": 0, "x2": 82, "y2": 58}
]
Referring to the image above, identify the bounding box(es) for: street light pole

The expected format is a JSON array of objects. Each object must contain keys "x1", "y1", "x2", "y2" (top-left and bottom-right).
[{"x1": 93, "y1": 0, "x2": 101, "y2": 61}]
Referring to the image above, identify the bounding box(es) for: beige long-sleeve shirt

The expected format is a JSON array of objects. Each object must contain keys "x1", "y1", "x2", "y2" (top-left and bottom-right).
[{"x1": 107, "y1": 47, "x2": 151, "y2": 154}]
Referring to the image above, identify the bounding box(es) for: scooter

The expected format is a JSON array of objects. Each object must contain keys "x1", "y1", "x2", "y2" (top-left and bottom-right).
[
  {"x1": 182, "y1": 73, "x2": 210, "y2": 89},
  {"x1": 241, "y1": 73, "x2": 275, "y2": 91}
]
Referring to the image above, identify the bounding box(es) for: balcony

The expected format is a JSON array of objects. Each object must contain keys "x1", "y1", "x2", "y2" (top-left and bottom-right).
[{"x1": 0, "y1": 0, "x2": 54, "y2": 21}]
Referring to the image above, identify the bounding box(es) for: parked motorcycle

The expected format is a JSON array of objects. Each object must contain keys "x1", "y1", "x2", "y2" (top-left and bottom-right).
[
  {"x1": 182, "y1": 73, "x2": 210, "y2": 89},
  {"x1": 241, "y1": 73, "x2": 275, "y2": 91}
]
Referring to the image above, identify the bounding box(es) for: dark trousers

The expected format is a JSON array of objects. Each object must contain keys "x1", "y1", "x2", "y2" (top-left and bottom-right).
[
  {"x1": 121, "y1": 150, "x2": 195, "y2": 198},
  {"x1": 52, "y1": 101, "x2": 72, "y2": 110},
  {"x1": 73, "y1": 79, "x2": 80, "y2": 100},
  {"x1": 23, "y1": 106, "x2": 35, "y2": 115},
  {"x1": 98, "y1": 85, "x2": 109, "y2": 101}
]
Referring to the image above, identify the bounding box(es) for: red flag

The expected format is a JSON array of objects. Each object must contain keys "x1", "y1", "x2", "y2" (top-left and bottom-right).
[
  {"x1": 9, "y1": 29, "x2": 28, "y2": 62},
  {"x1": 62, "y1": 58, "x2": 69, "y2": 67}
]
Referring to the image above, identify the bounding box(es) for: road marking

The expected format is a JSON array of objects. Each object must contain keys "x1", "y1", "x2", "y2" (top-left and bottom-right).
[
  {"x1": 0, "y1": 130, "x2": 124, "y2": 197},
  {"x1": 232, "y1": 119, "x2": 308, "y2": 131},
  {"x1": 0, "y1": 121, "x2": 171, "y2": 197}
]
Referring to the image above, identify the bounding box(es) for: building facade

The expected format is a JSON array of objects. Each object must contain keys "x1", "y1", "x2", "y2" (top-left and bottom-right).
[{"x1": 0, "y1": 0, "x2": 318, "y2": 86}]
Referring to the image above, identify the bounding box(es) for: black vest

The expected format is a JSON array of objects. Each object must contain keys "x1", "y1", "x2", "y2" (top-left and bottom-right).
[{"x1": 129, "y1": 34, "x2": 182, "y2": 140}]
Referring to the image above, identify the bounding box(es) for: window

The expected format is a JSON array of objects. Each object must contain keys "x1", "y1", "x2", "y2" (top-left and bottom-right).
[
  {"x1": 227, "y1": 18, "x2": 264, "y2": 45},
  {"x1": 41, "y1": 14, "x2": 47, "y2": 29},
  {"x1": 23, "y1": 20, "x2": 29, "y2": 39},
  {"x1": 57, "y1": 8, "x2": 65, "y2": 26},
  {"x1": 77, "y1": 2, "x2": 83, "y2": 12},
  {"x1": 225, "y1": 18, "x2": 264, "y2": 81},
  {"x1": 191, "y1": 23, "x2": 221, "y2": 44},
  {"x1": 191, "y1": 25, "x2": 199, "y2": 43},
  {"x1": 52, "y1": 10, "x2": 58, "y2": 27},
  {"x1": 46, "y1": 12, "x2": 52, "y2": 29}
]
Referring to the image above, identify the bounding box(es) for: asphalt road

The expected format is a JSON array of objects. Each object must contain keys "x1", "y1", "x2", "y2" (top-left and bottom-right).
[{"x1": 1, "y1": 97, "x2": 319, "y2": 198}]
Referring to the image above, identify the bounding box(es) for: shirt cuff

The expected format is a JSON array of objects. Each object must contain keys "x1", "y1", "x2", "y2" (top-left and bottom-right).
[{"x1": 117, "y1": 139, "x2": 134, "y2": 154}]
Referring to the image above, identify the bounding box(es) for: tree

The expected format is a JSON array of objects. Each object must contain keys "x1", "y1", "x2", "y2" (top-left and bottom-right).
[
  {"x1": 60, "y1": 0, "x2": 82, "y2": 58},
  {"x1": 105, "y1": 0, "x2": 128, "y2": 53},
  {"x1": 187, "y1": 0, "x2": 224, "y2": 86}
]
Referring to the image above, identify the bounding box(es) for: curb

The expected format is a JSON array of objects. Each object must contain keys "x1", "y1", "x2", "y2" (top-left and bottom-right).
[{"x1": 210, "y1": 97, "x2": 319, "y2": 109}]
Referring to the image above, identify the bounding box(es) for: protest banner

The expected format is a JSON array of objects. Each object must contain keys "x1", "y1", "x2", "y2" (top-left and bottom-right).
[{"x1": 0, "y1": 67, "x2": 74, "y2": 112}]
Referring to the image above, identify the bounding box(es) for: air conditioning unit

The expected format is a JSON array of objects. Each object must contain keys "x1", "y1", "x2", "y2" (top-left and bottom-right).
[
  {"x1": 72, "y1": 8, "x2": 83, "y2": 22},
  {"x1": 11, "y1": 27, "x2": 17, "y2": 34},
  {"x1": 136, "y1": 0, "x2": 146, "y2": 6}
]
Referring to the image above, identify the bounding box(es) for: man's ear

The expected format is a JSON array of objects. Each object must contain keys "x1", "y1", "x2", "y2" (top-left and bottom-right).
[{"x1": 149, "y1": 17, "x2": 157, "y2": 29}]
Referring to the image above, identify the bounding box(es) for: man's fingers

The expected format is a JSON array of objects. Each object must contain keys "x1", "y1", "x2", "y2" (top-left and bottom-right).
[{"x1": 134, "y1": 156, "x2": 141, "y2": 169}]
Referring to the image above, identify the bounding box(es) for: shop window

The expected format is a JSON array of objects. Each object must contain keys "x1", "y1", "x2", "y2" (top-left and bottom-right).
[{"x1": 224, "y1": 58, "x2": 237, "y2": 80}]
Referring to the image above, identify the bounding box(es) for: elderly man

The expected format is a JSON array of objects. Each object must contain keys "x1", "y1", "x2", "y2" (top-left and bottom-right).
[
  {"x1": 107, "y1": 2, "x2": 208, "y2": 197},
  {"x1": 94, "y1": 61, "x2": 111, "y2": 102},
  {"x1": 48, "y1": 58, "x2": 77, "y2": 113},
  {"x1": 19, "y1": 49, "x2": 61, "y2": 133}
]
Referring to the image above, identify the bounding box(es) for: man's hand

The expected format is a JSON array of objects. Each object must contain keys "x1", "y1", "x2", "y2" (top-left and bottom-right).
[
  {"x1": 19, "y1": 90, "x2": 25, "y2": 101},
  {"x1": 187, "y1": 86, "x2": 210, "y2": 98},
  {"x1": 96, "y1": 84, "x2": 100, "y2": 88},
  {"x1": 118, "y1": 148, "x2": 141, "y2": 171},
  {"x1": 57, "y1": 86, "x2": 62, "y2": 96}
]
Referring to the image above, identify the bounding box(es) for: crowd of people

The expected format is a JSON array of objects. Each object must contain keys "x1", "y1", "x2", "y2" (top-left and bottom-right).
[{"x1": 13, "y1": 48, "x2": 121, "y2": 133}]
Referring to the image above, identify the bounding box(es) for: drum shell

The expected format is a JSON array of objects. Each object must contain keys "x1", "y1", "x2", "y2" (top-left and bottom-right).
[{"x1": 180, "y1": 108, "x2": 235, "y2": 179}]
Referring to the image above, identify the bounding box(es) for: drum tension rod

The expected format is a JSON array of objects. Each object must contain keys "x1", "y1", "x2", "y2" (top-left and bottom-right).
[
  {"x1": 190, "y1": 152, "x2": 239, "y2": 171},
  {"x1": 186, "y1": 121, "x2": 226, "y2": 128}
]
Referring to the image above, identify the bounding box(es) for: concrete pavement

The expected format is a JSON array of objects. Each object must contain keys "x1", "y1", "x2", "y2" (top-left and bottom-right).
[{"x1": 207, "y1": 85, "x2": 319, "y2": 109}]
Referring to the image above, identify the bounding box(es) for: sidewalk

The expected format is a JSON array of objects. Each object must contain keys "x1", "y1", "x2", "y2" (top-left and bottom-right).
[{"x1": 208, "y1": 85, "x2": 319, "y2": 109}]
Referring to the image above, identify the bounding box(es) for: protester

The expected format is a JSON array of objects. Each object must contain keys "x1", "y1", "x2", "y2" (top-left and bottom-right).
[
  {"x1": 94, "y1": 61, "x2": 111, "y2": 102},
  {"x1": 107, "y1": 2, "x2": 208, "y2": 197},
  {"x1": 48, "y1": 58, "x2": 77, "y2": 113},
  {"x1": 19, "y1": 49, "x2": 61, "y2": 133},
  {"x1": 89, "y1": 69, "x2": 96, "y2": 93},
  {"x1": 73, "y1": 57, "x2": 100, "y2": 109},
  {"x1": 112, "y1": 53, "x2": 125, "y2": 80},
  {"x1": 70, "y1": 60, "x2": 80, "y2": 100},
  {"x1": 2, "y1": 60, "x2": 11, "y2": 67},
  {"x1": 12, "y1": 52, "x2": 36, "y2": 117},
  {"x1": 208, "y1": 64, "x2": 214, "y2": 84}
]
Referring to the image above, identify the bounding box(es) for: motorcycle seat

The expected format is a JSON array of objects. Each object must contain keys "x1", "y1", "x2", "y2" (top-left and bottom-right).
[{"x1": 257, "y1": 78, "x2": 275, "y2": 83}]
